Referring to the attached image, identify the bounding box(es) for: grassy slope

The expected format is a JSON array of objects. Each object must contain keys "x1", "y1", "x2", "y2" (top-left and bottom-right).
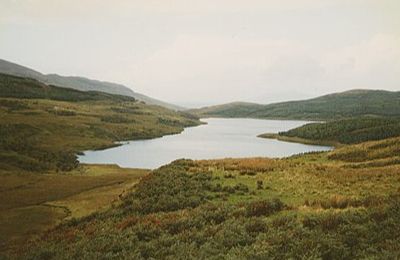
[
  {"x1": 0, "y1": 73, "x2": 200, "y2": 172},
  {"x1": 15, "y1": 137, "x2": 400, "y2": 259},
  {"x1": 189, "y1": 89, "x2": 400, "y2": 120},
  {"x1": 0, "y1": 73, "x2": 202, "y2": 253},
  {"x1": 259, "y1": 117, "x2": 400, "y2": 146}
]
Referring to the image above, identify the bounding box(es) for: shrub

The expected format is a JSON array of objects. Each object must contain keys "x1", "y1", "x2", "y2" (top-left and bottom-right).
[
  {"x1": 257, "y1": 180, "x2": 263, "y2": 190},
  {"x1": 116, "y1": 216, "x2": 139, "y2": 230},
  {"x1": 271, "y1": 214, "x2": 296, "y2": 228},
  {"x1": 303, "y1": 213, "x2": 344, "y2": 231},
  {"x1": 245, "y1": 199, "x2": 285, "y2": 217},
  {"x1": 239, "y1": 170, "x2": 257, "y2": 176},
  {"x1": 223, "y1": 173, "x2": 235, "y2": 178},
  {"x1": 200, "y1": 204, "x2": 230, "y2": 225},
  {"x1": 100, "y1": 115, "x2": 132, "y2": 124},
  {"x1": 121, "y1": 164, "x2": 212, "y2": 214},
  {"x1": 211, "y1": 183, "x2": 222, "y2": 192},
  {"x1": 222, "y1": 186, "x2": 236, "y2": 194},
  {"x1": 47, "y1": 108, "x2": 77, "y2": 116},
  {"x1": 245, "y1": 218, "x2": 267, "y2": 234},
  {"x1": 0, "y1": 99, "x2": 29, "y2": 110},
  {"x1": 234, "y1": 183, "x2": 249, "y2": 193},
  {"x1": 56, "y1": 152, "x2": 78, "y2": 171}
]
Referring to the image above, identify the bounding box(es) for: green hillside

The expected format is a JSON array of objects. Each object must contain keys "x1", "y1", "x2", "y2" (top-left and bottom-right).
[
  {"x1": 0, "y1": 73, "x2": 200, "y2": 172},
  {"x1": 260, "y1": 117, "x2": 400, "y2": 145},
  {"x1": 190, "y1": 89, "x2": 400, "y2": 120}
]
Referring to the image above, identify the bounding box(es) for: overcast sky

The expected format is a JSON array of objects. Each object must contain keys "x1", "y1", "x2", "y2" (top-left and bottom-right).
[{"x1": 1, "y1": 0, "x2": 399, "y2": 107}]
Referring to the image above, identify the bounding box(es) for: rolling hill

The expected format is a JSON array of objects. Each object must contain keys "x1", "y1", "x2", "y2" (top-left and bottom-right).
[
  {"x1": 0, "y1": 73, "x2": 200, "y2": 172},
  {"x1": 0, "y1": 59, "x2": 183, "y2": 110},
  {"x1": 188, "y1": 101, "x2": 264, "y2": 118},
  {"x1": 259, "y1": 117, "x2": 400, "y2": 146},
  {"x1": 190, "y1": 89, "x2": 400, "y2": 120}
]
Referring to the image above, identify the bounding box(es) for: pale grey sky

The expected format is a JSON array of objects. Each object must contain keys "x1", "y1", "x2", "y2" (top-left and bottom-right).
[{"x1": 1, "y1": 0, "x2": 399, "y2": 107}]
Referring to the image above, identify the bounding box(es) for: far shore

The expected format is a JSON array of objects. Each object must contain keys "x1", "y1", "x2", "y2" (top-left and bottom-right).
[{"x1": 258, "y1": 133, "x2": 341, "y2": 148}]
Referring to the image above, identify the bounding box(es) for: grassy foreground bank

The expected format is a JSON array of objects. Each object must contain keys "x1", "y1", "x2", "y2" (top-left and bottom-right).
[
  {"x1": 7, "y1": 137, "x2": 400, "y2": 259},
  {"x1": 0, "y1": 164, "x2": 148, "y2": 253}
]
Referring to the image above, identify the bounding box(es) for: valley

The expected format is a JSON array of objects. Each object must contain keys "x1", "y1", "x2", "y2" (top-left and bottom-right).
[
  {"x1": 2, "y1": 2, "x2": 400, "y2": 258},
  {"x1": 0, "y1": 65, "x2": 400, "y2": 259}
]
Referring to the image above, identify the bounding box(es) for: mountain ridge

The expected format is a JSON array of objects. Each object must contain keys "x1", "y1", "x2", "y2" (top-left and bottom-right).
[{"x1": 0, "y1": 59, "x2": 183, "y2": 110}]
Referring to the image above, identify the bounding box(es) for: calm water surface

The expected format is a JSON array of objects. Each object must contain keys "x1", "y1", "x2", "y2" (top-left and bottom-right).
[{"x1": 79, "y1": 118, "x2": 331, "y2": 169}]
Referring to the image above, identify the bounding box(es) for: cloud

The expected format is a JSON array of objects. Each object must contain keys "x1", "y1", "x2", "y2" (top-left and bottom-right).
[
  {"x1": 131, "y1": 32, "x2": 400, "y2": 104},
  {"x1": 321, "y1": 33, "x2": 400, "y2": 89},
  {"x1": 1, "y1": 0, "x2": 399, "y2": 106},
  {"x1": 131, "y1": 34, "x2": 309, "y2": 102},
  {"x1": 0, "y1": 0, "x2": 385, "y2": 24},
  {"x1": 322, "y1": 34, "x2": 400, "y2": 72}
]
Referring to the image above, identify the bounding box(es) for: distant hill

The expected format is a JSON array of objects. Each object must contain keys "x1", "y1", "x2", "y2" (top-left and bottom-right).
[
  {"x1": 189, "y1": 89, "x2": 400, "y2": 120},
  {"x1": 189, "y1": 102, "x2": 264, "y2": 118},
  {"x1": 0, "y1": 59, "x2": 183, "y2": 110},
  {"x1": 0, "y1": 73, "x2": 135, "y2": 102}
]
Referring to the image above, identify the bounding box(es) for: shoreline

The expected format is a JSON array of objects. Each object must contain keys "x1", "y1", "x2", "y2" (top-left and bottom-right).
[
  {"x1": 77, "y1": 121, "x2": 203, "y2": 155},
  {"x1": 258, "y1": 133, "x2": 341, "y2": 148},
  {"x1": 78, "y1": 119, "x2": 334, "y2": 169},
  {"x1": 198, "y1": 116, "x2": 323, "y2": 123}
]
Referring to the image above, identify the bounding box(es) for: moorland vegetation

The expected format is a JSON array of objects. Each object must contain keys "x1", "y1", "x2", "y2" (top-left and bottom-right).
[
  {"x1": 1, "y1": 72, "x2": 400, "y2": 259},
  {"x1": 17, "y1": 139, "x2": 400, "y2": 259}
]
